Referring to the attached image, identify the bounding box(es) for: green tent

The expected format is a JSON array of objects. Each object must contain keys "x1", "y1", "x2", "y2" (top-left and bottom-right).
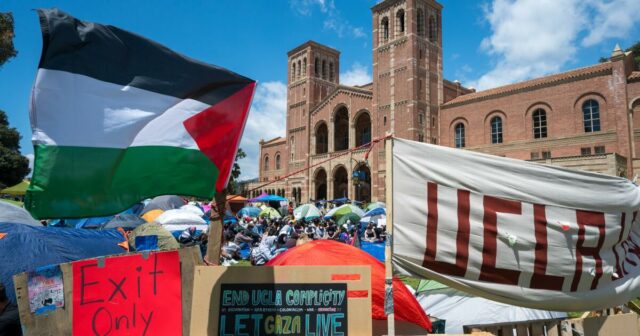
[{"x1": 1, "y1": 180, "x2": 29, "y2": 196}]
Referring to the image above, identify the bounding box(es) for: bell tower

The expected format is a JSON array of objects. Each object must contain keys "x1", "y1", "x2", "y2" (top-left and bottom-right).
[{"x1": 372, "y1": 0, "x2": 443, "y2": 143}]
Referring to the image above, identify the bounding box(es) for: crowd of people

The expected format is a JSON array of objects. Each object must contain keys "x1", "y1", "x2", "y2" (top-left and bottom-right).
[{"x1": 218, "y1": 202, "x2": 387, "y2": 266}]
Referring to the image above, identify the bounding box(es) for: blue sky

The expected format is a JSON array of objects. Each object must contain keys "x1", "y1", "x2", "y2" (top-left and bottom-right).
[{"x1": 1, "y1": 0, "x2": 638, "y2": 180}]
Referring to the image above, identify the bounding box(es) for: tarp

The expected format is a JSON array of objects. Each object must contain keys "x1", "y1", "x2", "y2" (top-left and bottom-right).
[
  {"x1": 391, "y1": 138, "x2": 640, "y2": 311},
  {"x1": 416, "y1": 280, "x2": 566, "y2": 334},
  {"x1": 140, "y1": 195, "x2": 185, "y2": 215},
  {"x1": 266, "y1": 240, "x2": 432, "y2": 332},
  {"x1": 252, "y1": 194, "x2": 287, "y2": 202},
  {"x1": 237, "y1": 206, "x2": 261, "y2": 218},
  {"x1": 0, "y1": 223, "x2": 125, "y2": 303},
  {"x1": 0, "y1": 202, "x2": 40, "y2": 226},
  {"x1": 101, "y1": 214, "x2": 145, "y2": 230},
  {"x1": 0, "y1": 180, "x2": 29, "y2": 196},
  {"x1": 248, "y1": 192, "x2": 268, "y2": 202}
]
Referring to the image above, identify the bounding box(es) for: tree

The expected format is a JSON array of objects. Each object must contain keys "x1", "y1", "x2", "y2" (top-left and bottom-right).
[
  {"x1": 0, "y1": 110, "x2": 30, "y2": 188},
  {"x1": 0, "y1": 12, "x2": 18, "y2": 68},
  {"x1": 225, "y1": 148, "x2": 246, "y2": 194}
]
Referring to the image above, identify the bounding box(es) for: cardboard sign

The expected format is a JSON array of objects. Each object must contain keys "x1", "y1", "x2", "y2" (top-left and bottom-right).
[
  {"x1": 72, "y1": 251, "x2": 182, "y2": 336},
  {"x1": 190, "y1": 266, "x2": 372, "y2": 336},
  {"x1": 219, "y1": 283, "x2": 348, "y2": 335},
  {"x1": 27, "y1": 265, "x2": 64, "y2": 315}
]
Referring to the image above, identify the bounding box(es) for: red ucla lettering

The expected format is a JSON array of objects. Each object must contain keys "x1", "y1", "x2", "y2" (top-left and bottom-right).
[
  {"x1": 479, "y1": 196, "x2": 522, "y2": 286},
  {"x1": 422, "y1": 182, "x2": 470, "y2": 276},
  {"x1": 572, "y1": 210, "x2": 605, "y2": 291},
  {"x1": 530, "y1": 204, "x2": 564, "y2": 290}
]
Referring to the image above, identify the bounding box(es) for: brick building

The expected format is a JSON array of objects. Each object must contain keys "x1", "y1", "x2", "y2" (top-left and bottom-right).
[{"x1": 246, "y1": 0, "x2": 640, "y2": 204}]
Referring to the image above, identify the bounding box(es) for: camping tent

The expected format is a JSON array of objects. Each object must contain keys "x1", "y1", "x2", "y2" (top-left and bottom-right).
[
  {"x1": 0, "y1": 223, "x2": 125, "y2": 303},
  {"x1": 0, "y1": 180, "x2": 29, "y2": 196},
  {"x1": 415, "y1": 279, "x2": 567, "y2": 334},
  {"x1": 266, "y1": 240, "x2": 431, "y2": 332}
]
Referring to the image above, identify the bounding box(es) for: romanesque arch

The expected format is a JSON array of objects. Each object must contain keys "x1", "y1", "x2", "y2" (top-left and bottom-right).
[
  {"x1": 315, "y1": 121, "x2": 329, "y2": 154},
  {"x1": 334, "y1": 106, "x2": 349, "y2": 151},
  {"x1": 354, "y1": 111, "x2": 371, "y2": 147},
  {"x1": 314, "y1": 168, "x2": 328, "y2": 200},
  {"x1": 333, "y1": 165, "x2": 348, "y2": 199},
  {"x1": 353, "y1": 164, "x2": 371, "y2": 203}
]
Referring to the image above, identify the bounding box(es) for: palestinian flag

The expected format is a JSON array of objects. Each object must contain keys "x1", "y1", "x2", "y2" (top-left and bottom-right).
[{"x1": 26, "y1": 9, "x2": 256, "y2": 219}]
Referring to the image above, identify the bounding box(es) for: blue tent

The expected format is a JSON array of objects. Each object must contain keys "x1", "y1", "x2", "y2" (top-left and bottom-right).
[
  {"x1": 0, "y1": 223, "x2": 125, "y2": 303},
  {"x1": 253, "y1": 194, "x2": 287, "y2": 202}
]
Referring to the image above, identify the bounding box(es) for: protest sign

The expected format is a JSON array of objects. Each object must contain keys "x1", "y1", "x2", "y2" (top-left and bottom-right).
[
  {"x1": 190, "y1": 265, "x2": 372, "y2": 336},
  {"x1": 27, "y1": 265, "x2": 64, "y2": 315},
  {"x1": 390, "y1": 138, "x2": 640, "y2": 311},
  {"x1": 72, "y1": 250, "x2": 182, "y2": 336}
]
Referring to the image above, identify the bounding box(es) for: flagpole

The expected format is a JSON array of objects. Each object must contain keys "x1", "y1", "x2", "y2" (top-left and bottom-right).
[{"x1": 384, "y1": 135, "x2": 395, "y2": 335}]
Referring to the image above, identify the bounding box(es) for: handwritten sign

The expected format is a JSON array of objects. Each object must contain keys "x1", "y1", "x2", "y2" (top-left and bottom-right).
[
  {"x1": 27, "y1": 265, "x2": 64, "y2": 315},
  {"x1": 72, "y1": 251, "x2": 182, "y2": 336},
  {"x1": 219, "y1": 283, "x2": 348, "y2": 336}
]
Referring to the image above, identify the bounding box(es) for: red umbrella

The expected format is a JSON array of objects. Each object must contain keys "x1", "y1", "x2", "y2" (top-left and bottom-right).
[{"x1": 266, "y1": 240, "x2": 432, "y2": 332}]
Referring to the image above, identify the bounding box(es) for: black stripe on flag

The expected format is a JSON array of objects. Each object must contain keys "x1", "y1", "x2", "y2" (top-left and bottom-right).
[{"x1": 36, "y1": 8, "x2": 254, "y2": 107}]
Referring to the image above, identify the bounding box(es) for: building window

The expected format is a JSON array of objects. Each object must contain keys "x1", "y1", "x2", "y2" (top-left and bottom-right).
[
  {"x1": 381, "y1": 17, "x2": 389, "y2": 42},
  {"x1": 314, "y1": 57, "x2": 319, "y2": 77},
  {"x1": 542, "y1": 151, "x2": 551, "y2": 159},
  {"x1": 532, "y1": 109, "x2": 547, "y2": 139},
  {"x1": 583, "y1": 99, "x2": 601, "y2": 132},
  {"x1": 263, "y1": 156, "x2": 269, "y2": 171},
  {"x1": 383, "y1": 116, "x2": 387, "y2": 126},
  {"x1": 297, "y1": 60, "x2": 301, "y2": 79},
  {"x1": 396, "y1": 9, "x2": 405, "y2": 35},
  {"x1": 418, "y1": 113, "x2": 424, "y2": 125},
  {"x1": 290, "y1": 136, "x2": 295, "y2": 160},
  {"x1": 302, "y1": 58, "x2": 307, "y2": 77},
  {"x1": 431, "y1": 137, "x2": 437, "y2": 144},
  {"x1": 417, "y1": 9, "x2": 425, "y2": 37},
  {"x1": 530, "y1": 152, "x2": 540, "y2": 160},
  {"x1": 322, "y1": 60, "x2": 327, "y2": 80},
  {"x1": 418, "y1": 134, "x2": 424, "y2": 142},
  {"x1": 292, "y1": 63, "x2": 296, "y2": 81},
  {"x1": 275, "y1": 154, "x2": 281, "y2": 170},
  {"x1": 454, "y1": 123, "x2": 465, "y2": 148},
  {"x1": 329, "y1": 62, "x2": 334, "y2": 82},
  {"x1": 581, "y1": 147, "x2": 592, "y2": 156},
  {"x1": 490, "y1": 116, "x2": 503, "y2": 144},
  {"x1": 594, "y1": 146, "x2": 605, "y2": 154},
  {"x1": 429, "y1": 16, "x2": 437, "y2": 42}
]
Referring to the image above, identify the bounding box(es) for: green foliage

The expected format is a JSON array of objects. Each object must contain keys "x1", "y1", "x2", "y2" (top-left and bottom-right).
[
  {"x1": 627, "y1": 41, "x2": 640, "y2": 70},
  {"x1": 0, "y1": 12, "x2": 18, "y2": 68},
  {"x1": 226, "y1": 148, "x2": 247, "y2": 194},
  {"x1": 0, "y1": 110, "x2": 30, "y2": 188}
]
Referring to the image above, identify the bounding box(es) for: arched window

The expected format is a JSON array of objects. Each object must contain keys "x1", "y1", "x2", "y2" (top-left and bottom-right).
[
  {"x1": 381, "y1": 17, "x2": 389, "y2": 42},
  {"x1": 314, "y1": 57, "x2": 319, "y2": 77},
  {"x1": 291, "y1": 63, "x2": 296, "y2": 81},
  {"x1": 396, "y1": 9, "x2": 405, "y2": 36},
  {"x1": 334, "y1": 107, "x2": 349, "y2": 151},
  {"x1": 490, "y1": 116, "x2": 503, "y2": 144},
  {"x1": 275, "y1": 154, "x2": 281, "y2": 170},
  {"x1": 290, "y1": 136, "x2": 295, "y2": 160},
  {"x1": 329, "y1": 62, "x2": 334, "y2": 82},
  {"x1": 429, "y1": 16, "x2": 436, "y2": 42},
  {"x1": 583, "y1": 99, "x2": 601, "y2": 132},
  {"x1": 263, "y1": 156, "x2": 269, "y2": 171},
  {"x1": 297, "y1": 60, "x2": 301, "y2": 79},
  {"x1": 355, "y1": 112, "x2": 371, "y2": 147},
  {"x1": 316, "y1": 123, "x2": 328, "y2": 154},
  {"x1": 532, "y1": 109, "x2": 547, "y2": 139},
  {"x1": 322, "y1": 60, "x2": 327, "y2": 80},
  {"x1": 417, "y1": 9, "x2": 425, "y2": 37},
  {"x1": 454, "y1": 123, "x2": 465, "y2": 148},
  {"x1": 302, "y1": 58, "x2": 307, "y2": 78}
]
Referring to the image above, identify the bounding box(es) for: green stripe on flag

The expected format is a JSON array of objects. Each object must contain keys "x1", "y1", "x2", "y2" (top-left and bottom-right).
[{"x1": 26, "y1": 144, "x2": 219, "y2": 219}]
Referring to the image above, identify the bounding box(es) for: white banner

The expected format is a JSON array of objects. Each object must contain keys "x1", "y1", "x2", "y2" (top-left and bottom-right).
[{"x1": 391, "y1": 138, "x2": 640, "y2": 311}]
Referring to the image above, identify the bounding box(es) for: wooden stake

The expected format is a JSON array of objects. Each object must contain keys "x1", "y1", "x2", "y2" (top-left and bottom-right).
[
  {"x1": 205, "y1": 190, "x2": 227, "y2": 266},
  {"x1": 384, "y1": 136, "x2": 395, "y2": 335}
]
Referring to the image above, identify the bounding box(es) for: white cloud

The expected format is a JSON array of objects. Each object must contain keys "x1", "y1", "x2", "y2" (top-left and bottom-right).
[
  {"x1": 290, "y1": 0, "x2": 366, "y2": 39},
  {"x1": 340, "y1": 63, "x2": 372, "y2": 86},
  {"x1": 237, "y1": 82, "x2": 287, "y2": 180},
  {"x1": 472, "y1": 0, "x2": 640, "y2": 90}
]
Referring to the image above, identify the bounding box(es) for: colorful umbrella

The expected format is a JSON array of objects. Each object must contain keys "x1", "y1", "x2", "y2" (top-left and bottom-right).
[
  {"x1": 293, "y1": 204, "x2": 322, "y2": 221},
  {"x1": 365, "y1": 202, "x2": 385, "y2": 212},
  {"x1": 259, "y1": 207, "x2": 282, "y2": 219},
  {"x1": 266, "y1": 240, "x2": 432, "y2": 332},
  {"x1": 237, "y1": 206, "x2": 261, "y2": 218},
  {"x1": 325, "y1": 204, "x2": 365, "y2": 219}
]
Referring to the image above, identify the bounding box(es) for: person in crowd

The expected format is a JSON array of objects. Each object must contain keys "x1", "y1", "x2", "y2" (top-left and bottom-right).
[
  {"x1": 285, "y1": 232, "x2": 299, "y2": 249},
  {"x1": 0, "y1": 283, "x2": 21, "y2": 336},
  {"x1": 221, "y1": 232, "x2": 240, "y2": 265},
  {"x1": 178, "y1": 226, "x2": 197, "y2": 244},
  {"x1": 364, "y1": 224, "x2": 377, "y2": 243},
  {"x1": 338, "y1": 225, "x2": 350, "y2": 244}
]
